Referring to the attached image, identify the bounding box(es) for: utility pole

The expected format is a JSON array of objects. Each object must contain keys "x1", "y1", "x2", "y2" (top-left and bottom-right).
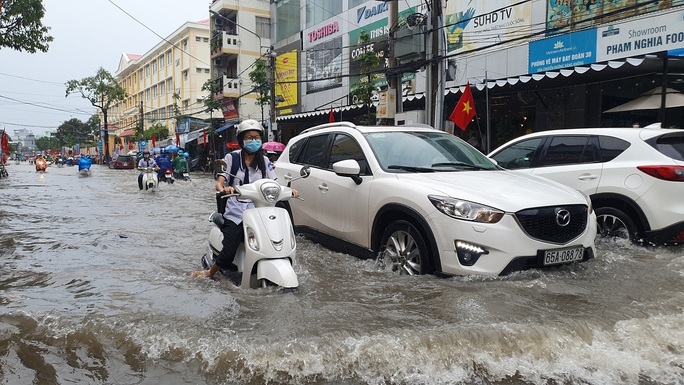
[
  {"x1": 388, "y1": 1, "x2": 400, "y2": 124},
  {"x1": 269, "y1": 46, "x2": 277, "y2": 141},
  {"x1": 426, "y1": 0, "x2": 444, "y2": 129}
]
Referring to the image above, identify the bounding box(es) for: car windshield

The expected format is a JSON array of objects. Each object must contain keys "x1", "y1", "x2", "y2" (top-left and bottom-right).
[{"x1": 365, "y1": 131, "x2": 498, "y2": 172}]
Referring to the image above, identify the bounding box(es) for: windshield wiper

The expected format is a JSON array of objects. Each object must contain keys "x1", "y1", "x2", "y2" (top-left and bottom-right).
[
  {"x1": 431, "y1": 162, "x2": 489, "y2": 170},
  {"x1": 387, "y1": 165, "x2": 436, "y2": 172}
]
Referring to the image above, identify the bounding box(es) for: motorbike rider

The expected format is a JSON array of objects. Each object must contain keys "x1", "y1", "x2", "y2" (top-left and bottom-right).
[
  {"x1": 137, "y1": 149, "x2": 159, "y2": 190},
  {"x1": 172, "y1": 149, "x2": 189, "y2": 178},
  {"x1": 156, "y1": 148, "x2": 173, "y2": 181},
  {"x1": 191, "y1": 119, "x2": 298, "y2": 279}
]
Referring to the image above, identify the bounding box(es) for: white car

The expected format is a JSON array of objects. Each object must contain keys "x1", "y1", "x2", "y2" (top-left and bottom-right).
[
  {"x1": 488, "y1": 125, "x2": 684, "y2": 245},
  {"x1": 275, "y1": 122, "x2": 597, "y2": 277}
]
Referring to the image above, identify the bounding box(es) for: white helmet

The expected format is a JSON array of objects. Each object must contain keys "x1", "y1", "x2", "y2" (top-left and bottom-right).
[{"x1": 236, "y1": 119, "x2": 264, "y2": 137}]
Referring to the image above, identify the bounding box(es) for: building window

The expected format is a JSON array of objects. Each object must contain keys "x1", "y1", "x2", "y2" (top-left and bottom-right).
[
  {"x1": 306, "y1": 0, "x2": 341, "y2": 28},
  {"x1": 176, "y1": 58, "x2": 180, "y2": 67},
  {"x1": 152, "y1": 60, "x2": 157, "y2": 74},
  {"x1": 196, "y1": 67, "x2": 203, "y2": 73},
  {"x1": 182, "y1": 39, "x2": 188, "y2": 51},
  {"x1": 145, "y1": 89, "x2": 150, "y2": 100},
  {"x1": 160, "y1": 109, "x2": 166, "y2": 120},
  {"x1": 256, "y1": 17, "x2": 270, "y2": 39},
  {"x1": 167, "y1": 79, "x2": 173, "y2": 94},
  {"x1": 145, "y1": 65, "x2": 150, "y2": 77},
  {"x1": 203, "y1": 37, "x2": 209, "y2": 42},
  {"x1": 196, "y1": 36, "x2": 201, "y2": 42},
  {"x1": 160, "y1": 81, "x2": 165, "y2": 95},
  {"x1": 182, "y1": 100, "x2": 189, "y2": 110},
  {"x1": 349, "y1": 0, "x2": 369, "y2": 8},
  {"x1": 276, "y1": 0, "x2": 300, "y2": 41},
  {"x1": 152, "y1": 85, "x2": 157, "y2": 98},
  {"x1": 204, "y1": 68, "x2": 210, "y2": 73},
  {"x1": 183, "y1": 70, "x2": 188, "y2": 81},
  {"x1": 159, "y1": 55, "x2": 164, "y2": 68}
]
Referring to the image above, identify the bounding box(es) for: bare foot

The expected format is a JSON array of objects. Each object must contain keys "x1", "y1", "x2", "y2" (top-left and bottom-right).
[{"x1": 191, "y1": 270, "x2": 211, "y2": 278}]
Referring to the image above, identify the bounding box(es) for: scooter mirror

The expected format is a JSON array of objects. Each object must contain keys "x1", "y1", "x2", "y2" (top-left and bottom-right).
[{"x1": 299, "y1": 166, "x2": 311, "y2": 178}]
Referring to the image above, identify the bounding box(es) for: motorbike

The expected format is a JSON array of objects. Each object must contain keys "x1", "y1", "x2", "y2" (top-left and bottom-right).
[
  {"x1": 78, "y1": 156, "x2": 92, "y2": 177},
  {"x1": 35, "y1": 158, "x2": 47, "y2": 172},
  {"x1": 162, "y1": 169, "x2": 175, "y2": 184},
  {"x1": 174, "y1": 168, "x2": 190, "y2": 181},
  {"x1": 141, "y1": 167, "x2": 159, "y2": 191},
  {"x1": 200, "y1": 166, "x2": 311, "y2": 290}
]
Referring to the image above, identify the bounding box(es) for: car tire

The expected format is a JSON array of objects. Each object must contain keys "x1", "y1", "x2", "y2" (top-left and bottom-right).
[
  {"x1": 379, "y1": 220, "x2": 432, "y2": 275},
  {"x1": 595, "y1": 206, "x2": 639, "y2": 242}
]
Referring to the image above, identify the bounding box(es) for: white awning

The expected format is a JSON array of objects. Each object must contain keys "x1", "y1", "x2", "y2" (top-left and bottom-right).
[{"x1": 446, "y1": 57, "x2": 646, "y2": 94}]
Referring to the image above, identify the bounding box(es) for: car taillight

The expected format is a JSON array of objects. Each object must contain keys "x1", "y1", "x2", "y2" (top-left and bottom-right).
[{"x1": 637, "y1": 165, "x2": 684, "y2": 181}]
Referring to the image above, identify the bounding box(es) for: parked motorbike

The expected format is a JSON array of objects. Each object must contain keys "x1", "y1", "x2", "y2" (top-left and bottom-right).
[
  {"x1": 200, "y1": 166, "x2": 311, "y2": 290},
  {"x1": 141, "y1": 166, "x2": 158, "y2": 191}
]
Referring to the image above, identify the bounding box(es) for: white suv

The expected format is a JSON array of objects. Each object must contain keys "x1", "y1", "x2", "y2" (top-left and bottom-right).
[
  {"x1": 489, "y1": 126, "x2": 684, "y2": 245},
  {"x1": 275, "y1": 122, "x2": 597, "y2": 277}
]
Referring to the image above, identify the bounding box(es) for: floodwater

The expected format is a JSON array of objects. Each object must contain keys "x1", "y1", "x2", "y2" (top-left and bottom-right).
[{"x1": 1, "y1": 161, "x2": 684, "y2": 385}]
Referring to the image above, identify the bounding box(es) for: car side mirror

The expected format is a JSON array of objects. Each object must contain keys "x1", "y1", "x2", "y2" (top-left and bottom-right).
[{"x1": 333, "y1": 159, "x2": 362, "y2": 185}]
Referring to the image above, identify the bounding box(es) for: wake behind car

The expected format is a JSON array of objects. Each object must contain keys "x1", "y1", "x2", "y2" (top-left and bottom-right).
[
  {"x1": 275, "y1": 122, "x2": 597, "y2": 277},
  {"x1": 488, "y1": 125, "x2": 684, "y2": 245}
]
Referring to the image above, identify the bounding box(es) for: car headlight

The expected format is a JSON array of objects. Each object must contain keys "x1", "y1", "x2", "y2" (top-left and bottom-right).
[
  {"x1": 260, "y1": 182, "x2": 281, "y2": 203},
  {"x1": 428, "y1": 195, "x2": 504, "y2": 223}
]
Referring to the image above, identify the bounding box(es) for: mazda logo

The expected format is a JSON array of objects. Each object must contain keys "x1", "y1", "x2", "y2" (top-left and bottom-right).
[{"x1": 555, "y1": 208, "x2": 571, "y2": 227}]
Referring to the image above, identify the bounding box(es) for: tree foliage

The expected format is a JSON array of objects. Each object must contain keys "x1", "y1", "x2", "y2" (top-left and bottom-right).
[
  {"x1": 65, "y1": 67, "x2": 126, "y2": 158},
  {"x1": 35, "y1": 135, "x2": 59, "y2": 152},
  {"x1": 55, "y1": 118, "x2": 97, "y2": 147},
  {"x1": 350, "y1": 30, "x2": 381, "y2": 125},
  {"x1": 0, "y1": 0, "x2": 53, "y2": 53},
  {"x1": 248, "y1": 59, "x2": 270, "y2": 108}
]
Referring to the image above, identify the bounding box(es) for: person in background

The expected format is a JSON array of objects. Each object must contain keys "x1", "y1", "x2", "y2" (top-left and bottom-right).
[
  {"x1": 137, "y1": 150, "x2": 158, "y2": 190},
  {"x1": 191, "y1": 119, "x2": 297, "y2": 279},
  {"x1": 156, "y1": 149, "x2": 172, "y2": 182},
  {"x1": 172, "y1": 149, "x2": 189, "y2": 178}
]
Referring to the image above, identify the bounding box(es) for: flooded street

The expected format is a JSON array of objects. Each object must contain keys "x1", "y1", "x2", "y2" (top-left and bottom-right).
[{"x1": 1, "y1": 161, "x2": 684, "y2": 385}]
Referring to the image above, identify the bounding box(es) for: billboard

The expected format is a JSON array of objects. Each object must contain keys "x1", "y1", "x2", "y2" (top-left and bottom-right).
[{"x1": 275, "y1": 49, "x2": 299, "y2": 113}]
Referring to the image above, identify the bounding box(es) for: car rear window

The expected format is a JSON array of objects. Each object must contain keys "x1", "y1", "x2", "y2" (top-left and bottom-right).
[
  {"x1": 648, "y1": 133, "x2": 684, "y2": 161},
  {"x1": 118, "y1": 156, "x2": 132, "y2": 162},
  {"x1": 598, "y1": 135, "x2": 630, "y2": 162}
]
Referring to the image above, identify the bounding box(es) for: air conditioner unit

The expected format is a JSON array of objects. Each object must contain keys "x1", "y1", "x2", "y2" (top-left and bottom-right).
[
  {"x1": 215, "y1": 18, "x2": 223, "y2": 26},
  {"x1": 214, "y1": 58, "x2": 222, "y2": 66}
]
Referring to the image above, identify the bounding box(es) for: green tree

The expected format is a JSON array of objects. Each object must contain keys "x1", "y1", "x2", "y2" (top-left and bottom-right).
[
  {"x1": 201, "y1": 79, "x2": 223, "y2": 152},
  {"x1": 350, "y1": 30, "x2": 381, "y2": 125},
  {"x1": 35, "y1": 135, "x2": 59, "y2": 152},
  {"x1": 65, "y1": 67, "x2": 126, "y2": 161},
  {"x1": 248, "y1": 59, "x2": 270, "y2": 123},
  {"x1": 55, "y1": 118, "x2": 92, "y2": 147},
  {"x1": 0, "y1": 0, "x2": 53, "y2": 53}
]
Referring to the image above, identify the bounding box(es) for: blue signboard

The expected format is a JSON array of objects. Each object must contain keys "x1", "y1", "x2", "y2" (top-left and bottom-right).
[
  {"x1": 97, "y1": 139, "x2": 103, "y2": 153},
  {"x1": 529, "y1": 28, "x2": 597, "y2": 73},
  {"x1": 139, "y1": 141, "x2": 147, "y2": 149}
]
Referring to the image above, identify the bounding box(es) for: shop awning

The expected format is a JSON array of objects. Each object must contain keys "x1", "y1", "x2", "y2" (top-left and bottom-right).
[
  {"x1": 215, "y1": 118, "x2": 239, "y2": 133},
  {"x1": 118, "y1": 128, "x2": 137, "y2": 137}
]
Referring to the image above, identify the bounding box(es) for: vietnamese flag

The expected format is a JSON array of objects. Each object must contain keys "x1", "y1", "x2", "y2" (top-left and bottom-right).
[
  {"x1": 176, "y1": 132, "x2": 180, "y2": 146},
  {"x1": 1, "y1": 131, "x2": 10, "y2": 154},
  {"x1": 151, "y1": 134, "x2": 156, "y2": 148},
  {"x1": 328, "y1": 106, "x2": 335, "y2": 123},
  {"x1": 203, "y1": 129, "x2": 207, "y2": 146},
  {"x1": 449, "y1": 83, "x2": 476, "y2": 131}
]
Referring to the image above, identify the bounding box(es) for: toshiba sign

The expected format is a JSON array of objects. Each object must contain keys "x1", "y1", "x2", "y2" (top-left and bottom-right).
[{"x1": 309, "y1": 22, "x2": 340, "y2": 43}]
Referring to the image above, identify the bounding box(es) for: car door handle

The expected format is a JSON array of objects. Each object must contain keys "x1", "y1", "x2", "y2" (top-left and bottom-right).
[
  {"x1": 318, "y1": 183, "x2": 329, "y2": 192},
  {"x1": 577, "y1": 174, "x2": 598, "y2": 181}
]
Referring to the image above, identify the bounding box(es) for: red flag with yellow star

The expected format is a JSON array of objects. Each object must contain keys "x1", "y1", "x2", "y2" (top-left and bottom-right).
[{"x1": 449, "y1": 83, "x2": 476, "y2": 131}]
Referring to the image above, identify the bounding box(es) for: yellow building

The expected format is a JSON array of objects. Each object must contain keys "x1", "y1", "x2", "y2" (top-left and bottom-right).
[{"x1": 107, "y1": 20, "x2": 212, "y2": 154}]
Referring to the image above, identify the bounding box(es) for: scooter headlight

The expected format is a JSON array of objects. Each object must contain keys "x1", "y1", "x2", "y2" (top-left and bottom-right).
[
  {"x1": 260, "y1": 182, "x2": 281, "y2": 203},
  {"x1": 246, "y1": 226, "x2": 259, "y2": 251}
]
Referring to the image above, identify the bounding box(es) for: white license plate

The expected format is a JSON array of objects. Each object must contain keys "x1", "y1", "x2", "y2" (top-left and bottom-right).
[{"x1": 543, "y1": 247, "x2": 584, "y2": 265}]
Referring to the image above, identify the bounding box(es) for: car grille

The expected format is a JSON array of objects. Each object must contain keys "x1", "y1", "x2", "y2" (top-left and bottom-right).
[{"x1": 515, "y1": 205, "x2": 588, "y2": 244}]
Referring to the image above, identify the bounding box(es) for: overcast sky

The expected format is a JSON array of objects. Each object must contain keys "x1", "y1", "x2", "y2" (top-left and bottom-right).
[{"x1": 0, "y1": 0, "x2": 211, "y2": 137}]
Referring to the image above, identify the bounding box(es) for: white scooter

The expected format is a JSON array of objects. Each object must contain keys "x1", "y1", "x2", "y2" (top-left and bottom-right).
[
  {"x1": 141, "y1": 166, "x2": 158, "y2": 191},
  {"x1": 200, "y1": 166, "x2": 310, "y2": 289}
]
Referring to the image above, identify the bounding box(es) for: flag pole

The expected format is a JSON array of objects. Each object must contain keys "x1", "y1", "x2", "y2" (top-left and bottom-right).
[{"x1": 485, "y1": 71, "x2": 491, "y2": 154}]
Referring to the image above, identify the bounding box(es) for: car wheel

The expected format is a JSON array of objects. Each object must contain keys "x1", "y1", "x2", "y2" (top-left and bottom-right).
[
  {"x1": 379, "y1": 220, "x2": 431, "y2": 275},
  {"x1": 595, "y1": 207, "x2": 638, "y2": 242}
]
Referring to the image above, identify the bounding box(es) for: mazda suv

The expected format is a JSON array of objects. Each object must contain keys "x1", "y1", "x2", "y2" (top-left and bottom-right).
[
  {"x1": 489, "y1": 125, "x2": 684, "y2": 245},
  {"x1": 275, "y1": 122, "x2": 597, "y2": 277}
]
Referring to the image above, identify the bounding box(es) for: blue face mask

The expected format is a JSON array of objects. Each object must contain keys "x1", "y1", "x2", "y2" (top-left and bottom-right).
[{"x1": 243, "y1": 139, "x2": 262, "y2": 154}]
